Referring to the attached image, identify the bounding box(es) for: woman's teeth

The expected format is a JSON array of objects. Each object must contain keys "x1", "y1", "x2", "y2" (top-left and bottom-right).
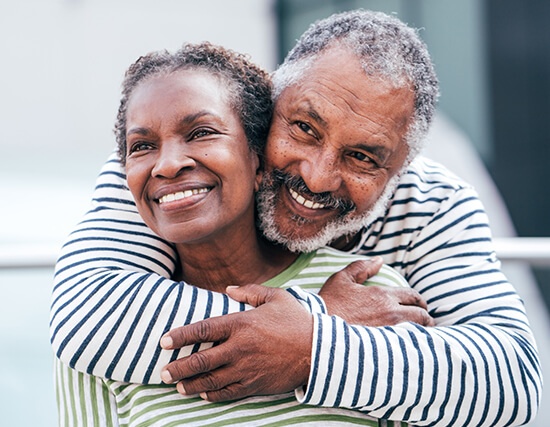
[{"x1": 159, "y1": 188, "x2": 209, "y2": 204}]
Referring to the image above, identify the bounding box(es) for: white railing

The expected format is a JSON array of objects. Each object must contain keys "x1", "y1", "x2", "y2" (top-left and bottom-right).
[
  {"x1": 1, "y1": 238, "x2": 550, "y2": 269},
  {"x1": 492, "y1": 238, "x2": 550, "y2": 266},
  {"x1": 0, "y1": 243, "x2": 60, "y2": 269}
]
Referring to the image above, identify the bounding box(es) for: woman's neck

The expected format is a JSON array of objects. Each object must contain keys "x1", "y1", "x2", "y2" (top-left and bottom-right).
[{"x1": 174, "y1": 229, "x2": 298, "y2": 293}]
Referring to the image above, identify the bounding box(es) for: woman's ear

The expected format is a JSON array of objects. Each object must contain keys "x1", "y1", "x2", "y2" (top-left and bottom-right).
[
  {"x1": 251, "y1": 151, "x2": 263, "y2": 192},
  {"x1": 254, "y1": 169, "x2": 263, "y2": 192}
]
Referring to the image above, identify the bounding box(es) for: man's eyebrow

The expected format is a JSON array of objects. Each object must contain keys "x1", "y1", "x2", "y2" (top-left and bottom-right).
[
  {"x1": 307, "y1": 109, "x2": 328, "y2": 127},
  {"x1": 355, "y1": 143, "x2": 392, "y2": 163},
  {"x1": 298, "y1": 100, "x2": 328, "y2": 127}
]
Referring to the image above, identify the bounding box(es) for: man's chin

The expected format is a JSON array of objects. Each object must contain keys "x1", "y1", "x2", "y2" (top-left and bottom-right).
[
  {"x1": 259, "y1": 203, "x2": 365, "y2": 253},
  {"x1": 256, "y1": 170, "x2": 400, "y2": 253}
]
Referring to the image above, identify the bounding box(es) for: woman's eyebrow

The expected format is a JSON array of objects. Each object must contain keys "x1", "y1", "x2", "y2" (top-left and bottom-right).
[
  {"x1": 127, "y1": 127, "x2": 151, "y2": 137},
  {"x1": 178, "y1": 110, "x2": 222, "y2": 126}
]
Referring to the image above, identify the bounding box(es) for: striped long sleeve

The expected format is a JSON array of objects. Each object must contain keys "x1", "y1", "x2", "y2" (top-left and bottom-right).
[
  {"x1": 50, "y1": 153, "x2": 326, "y2": 384},
  {"x1": 296, "y1": 158, "x2": 541, "y2": 425},
  {"x1": 50, "y1": 153, "x2": 542, "y2": 425}
]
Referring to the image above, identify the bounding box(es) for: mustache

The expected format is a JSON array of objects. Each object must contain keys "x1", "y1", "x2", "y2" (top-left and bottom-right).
[{"x1": 267, "y1": 169, "x2": 355, "y2": 213}]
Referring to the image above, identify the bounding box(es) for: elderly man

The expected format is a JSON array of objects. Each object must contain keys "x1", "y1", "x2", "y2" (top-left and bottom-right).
[{"x1": 51, "y1": 9, "x2": 541, "y2": 426}]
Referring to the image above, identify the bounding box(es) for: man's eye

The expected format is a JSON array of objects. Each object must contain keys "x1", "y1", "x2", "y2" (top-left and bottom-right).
[
  {"x1": 348, "y1": 151, "x2": 371, "y2": 163},
  {"x1": 297, "y1": 121, "x2": 315, "y2": 137}
]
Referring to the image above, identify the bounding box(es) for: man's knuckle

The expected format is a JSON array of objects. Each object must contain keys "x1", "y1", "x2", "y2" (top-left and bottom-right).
[
  {"x1": 196, "y1": 320, "x2": 212, "y2": 341},
  {"x1": 214, "y1": 384, "x2": 245, "y2": 402},
  {"x1": 369, "y1": 285, "x2": 384, "y2": 297},
  {"x1": 201, "y1": 373, "x2": 220, "y2": 391},
  {"x1": 169, "y1": 363, "x2": 186, "y2": 380},
  {"x1": 423, "y1": 312, "x2": 435, "y2": 326},
  {"x1": 189, "y1": 352, "x2": 211, "y2": 374},
  {"x1": 388, "y1": 313, "x2": 401, "y2": 325}
]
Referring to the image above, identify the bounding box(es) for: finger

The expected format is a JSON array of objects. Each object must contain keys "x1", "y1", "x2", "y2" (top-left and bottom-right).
[
  {"x1": 337, "y1": 257, "x2": 384, "y2": 284},
  {"x1": 225, "y1": 284, "x2": 279, "y2": 307},
  {"x1": 176, "y1": 367, "x2": 241, "y2": 396},
  {"x1": 398, "y1": 306, "x2": 435, "y2": 327},
  {"x1": 162, "y1": 344, "x2": 231, "y2": 383},
  {"x1": 198, "y1": 382, "x2": 251, "y2": 402},
  {"x1": 394, "y1": 288, "x2": 429, "y2": 310},
  {"x1": 160, "y1": 315, "x2": 236, "y2": 350}
]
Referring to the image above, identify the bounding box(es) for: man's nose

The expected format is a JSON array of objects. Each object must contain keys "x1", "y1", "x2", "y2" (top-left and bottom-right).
[
  {"x1": 152, "y1": 141, "x2": 196, "y2": 179},
  {"x1": 298, "y1": 150, "x2": 342, "y2": 194}
]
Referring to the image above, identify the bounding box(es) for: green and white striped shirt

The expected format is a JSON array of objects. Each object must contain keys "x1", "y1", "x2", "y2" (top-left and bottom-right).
[{"x1": 55, "y1": 247, "x2": 409, "y2": 426}]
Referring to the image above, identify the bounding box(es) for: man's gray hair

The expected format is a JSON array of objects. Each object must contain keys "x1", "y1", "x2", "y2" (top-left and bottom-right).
[{"x1": 272, "y1": 9, "x2": 439, "y2": 160}]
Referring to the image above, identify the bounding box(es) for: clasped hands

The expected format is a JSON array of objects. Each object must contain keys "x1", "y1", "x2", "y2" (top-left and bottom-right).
[{"x1": 159, "y1": 258, "x2": 434, "y2": 402}]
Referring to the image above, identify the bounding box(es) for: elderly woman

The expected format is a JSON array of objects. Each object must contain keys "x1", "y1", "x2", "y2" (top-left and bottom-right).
[{"x1": 55, "y1": 42, "x2": 409, "y2": 426}]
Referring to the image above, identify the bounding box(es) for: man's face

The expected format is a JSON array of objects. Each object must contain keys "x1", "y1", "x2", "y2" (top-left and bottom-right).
[{"x1": 258, "y1": 48, "x2": 415, "y2": 252}]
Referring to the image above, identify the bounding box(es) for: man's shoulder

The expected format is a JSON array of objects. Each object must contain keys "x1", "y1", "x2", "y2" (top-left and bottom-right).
[
  {"x1": 386, "y1": 155, "x2": 477, "y2": 221},
  {"x1": 399, "y1": 155, "x2": 473, "y2": 193},
  {"x1": 352, "y1": 156, "x2": 481, "y2": 255}
]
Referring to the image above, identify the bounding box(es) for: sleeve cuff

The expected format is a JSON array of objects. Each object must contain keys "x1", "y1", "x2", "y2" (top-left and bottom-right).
[{"x1": 285, "y1": 286, "x2": 327, "y2": 315}]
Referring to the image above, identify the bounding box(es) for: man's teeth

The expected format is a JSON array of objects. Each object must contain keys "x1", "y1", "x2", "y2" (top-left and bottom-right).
[
  {"x1": 289, "y1": 188, "x2": 326, "y2": 209},
  {"x1": 158, "y1": 188, "x2": 209, "y2": 204}
]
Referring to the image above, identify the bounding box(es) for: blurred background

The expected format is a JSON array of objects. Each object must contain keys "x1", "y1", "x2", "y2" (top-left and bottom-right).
[{"x1": 1, "y1": 0, "x2": 548, "y2": 425}]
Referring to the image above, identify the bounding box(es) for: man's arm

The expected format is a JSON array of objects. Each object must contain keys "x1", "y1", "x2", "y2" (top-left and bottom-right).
[
  {"x1": 50, "y1": 153, "x2": 250, "y2": 384},
  {"x1": 50, "y1": 153, "x2": 427, "y2": 384},
  {"x1": 158, "y1": 187, "x2": 541, "y2": 426},
  {"x1": 299, "y1": 188, "x2": 541, "y2": 425}
]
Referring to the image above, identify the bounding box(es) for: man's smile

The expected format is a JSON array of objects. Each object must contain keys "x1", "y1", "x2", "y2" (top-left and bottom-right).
[{"x1": 288, "y1": 187, "x2": 327, "y2": 210}]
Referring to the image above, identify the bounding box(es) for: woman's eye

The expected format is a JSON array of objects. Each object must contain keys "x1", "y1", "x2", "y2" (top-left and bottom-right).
[
  {"x1": 128, "y1": 141, "x2": 153, "y2": 154},
  {"x1": 191, "y1": 128, "x2": 215, "y2": 139}
]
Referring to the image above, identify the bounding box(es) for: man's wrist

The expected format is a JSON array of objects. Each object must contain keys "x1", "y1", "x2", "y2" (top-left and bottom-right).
[{"x1": 286, "y1": 286, "x2": 328, "y2": 315}]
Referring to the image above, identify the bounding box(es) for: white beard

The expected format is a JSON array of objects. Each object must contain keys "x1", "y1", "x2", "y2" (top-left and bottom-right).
[{"x1": 257, "y1": 173, "x2": 401, "y2": 253}]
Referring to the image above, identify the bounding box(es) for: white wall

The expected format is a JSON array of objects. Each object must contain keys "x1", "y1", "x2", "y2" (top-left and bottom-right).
[
  {"x1": 0, "y1": 0, "x2": 277, "y2": 245},
  {"x1": 0, "y1": 3, "x2": 276, "y2": 425}
]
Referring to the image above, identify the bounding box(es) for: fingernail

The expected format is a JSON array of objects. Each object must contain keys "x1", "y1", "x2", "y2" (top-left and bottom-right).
[
  {"x1": 226, "y1": 285, "x2": 239, "y2": 290},
  {"x1": 177, "y1": 382, "x2": 187, "y2": 395},
  {"x1": 371, "y1": 256, "x2": 383, "y2": 263},
  {"x1": 161, "y1": 369, "x2": 173, "y2": 384},
  {"x1": 160, "y1": 335, "x2": 173, "y2": 349}
]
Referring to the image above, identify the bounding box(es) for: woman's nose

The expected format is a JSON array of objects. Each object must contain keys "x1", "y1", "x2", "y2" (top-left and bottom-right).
[{"x1": 152, "y1": 141, "x2": 196, "y2": 179}]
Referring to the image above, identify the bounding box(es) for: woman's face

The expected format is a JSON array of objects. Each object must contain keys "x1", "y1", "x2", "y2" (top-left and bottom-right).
[{"x1": 125, "y1": 70, "x2": 260, "y2": 245}]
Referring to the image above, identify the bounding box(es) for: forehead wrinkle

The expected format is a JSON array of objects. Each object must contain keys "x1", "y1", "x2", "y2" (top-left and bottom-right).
[
  {"x1": 293, "y1": 76, "x2": 406, "y2": 148},
  {"x1": 339, "y1": 83, "x2": 414, "y2": 145},
  {"x1": 305, "y1": 77, "x2": 382, "y2": 130}
]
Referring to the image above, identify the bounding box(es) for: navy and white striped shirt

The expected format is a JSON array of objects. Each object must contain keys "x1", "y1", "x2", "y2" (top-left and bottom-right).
[{"x1": 50, "y1": 153, "x2": 541, "y2": 426}]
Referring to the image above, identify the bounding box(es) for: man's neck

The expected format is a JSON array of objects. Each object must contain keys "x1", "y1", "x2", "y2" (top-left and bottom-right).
[{"x1": 329, "y1": 231, "x2": 362, "y2": 251}]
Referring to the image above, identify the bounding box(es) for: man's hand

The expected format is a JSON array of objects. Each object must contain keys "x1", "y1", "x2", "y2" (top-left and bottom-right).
[
  {"x1": 160, "y1": 285, "x2": 313, "y2": 402},
  {"x1": 318, "y1": 257, "x2": 435, "y2": 327}
]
